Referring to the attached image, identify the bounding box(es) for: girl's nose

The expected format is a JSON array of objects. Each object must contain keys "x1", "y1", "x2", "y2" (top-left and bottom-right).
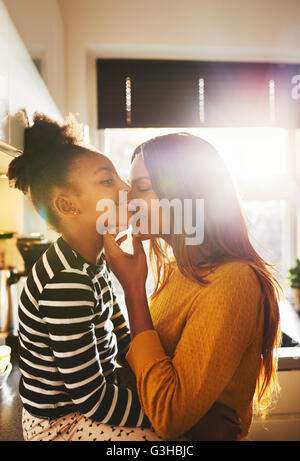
[{"x1": 119, "y1": 177, "x2": 131, "y2": 192}]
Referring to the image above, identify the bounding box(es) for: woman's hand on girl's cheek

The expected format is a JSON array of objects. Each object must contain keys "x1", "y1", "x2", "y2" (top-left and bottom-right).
[{"x1": 103, "y1": 232, "x2": 148, "y2": 296}]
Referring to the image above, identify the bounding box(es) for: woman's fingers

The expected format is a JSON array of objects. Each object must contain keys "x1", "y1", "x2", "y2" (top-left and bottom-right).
[
  {"x1": 103, "y1": 232, "x2": 122, "y2": 257},
  {"x1": 116, "y1": 234, "x2": 128, "y2": 246},
  {"x1": 104, "y1": 231, "x2": 144, "y2": 257},
  {"x1": 131, "y1": 234, "x2": 144, "y2": 255},
  {"x1": 103, "y1": 231, "x2": 148, "y2": 293}
]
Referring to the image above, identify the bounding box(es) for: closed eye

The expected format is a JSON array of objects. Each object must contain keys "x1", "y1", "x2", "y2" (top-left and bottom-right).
[
  {"x1": 132, "y1": 178, "x2": 152, "y2": 192},
  {"x1": 138, "y1": 187, "x2": 151, "y2": 192}
]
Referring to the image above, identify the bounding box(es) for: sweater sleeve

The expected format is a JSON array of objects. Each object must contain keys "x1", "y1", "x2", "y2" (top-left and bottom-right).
[
  {"x1": 39, "y1": 269, "x2": 150, "y2": 428},
  {"x1": 125, "y1": 264, "x2": 262, "y2": 439}
]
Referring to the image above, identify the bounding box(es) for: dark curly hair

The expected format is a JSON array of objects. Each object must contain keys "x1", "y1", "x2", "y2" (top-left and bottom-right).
[{"x1": 8, "y1": 111, "x2": 89, "y2": 229}]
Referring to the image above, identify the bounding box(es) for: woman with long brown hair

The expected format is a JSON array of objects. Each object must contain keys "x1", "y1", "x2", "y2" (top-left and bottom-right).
[{"x1": 103, "y1": 132, "x2": 282, "y2": 440}]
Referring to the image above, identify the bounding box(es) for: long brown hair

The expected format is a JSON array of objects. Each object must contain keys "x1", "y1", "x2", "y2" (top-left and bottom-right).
[{"x1": 132, "y1": 132, "x2": 282, "y2": 415}]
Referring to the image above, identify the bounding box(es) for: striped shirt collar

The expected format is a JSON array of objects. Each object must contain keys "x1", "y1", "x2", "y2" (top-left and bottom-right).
[{"x1": 57, "y1": 236, "x2": 106, "y2": 272}]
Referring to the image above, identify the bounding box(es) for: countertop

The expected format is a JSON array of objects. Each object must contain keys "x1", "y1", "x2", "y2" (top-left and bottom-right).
[{"x1": 0, "y1": 336, "x2": 23, "y2": 441}]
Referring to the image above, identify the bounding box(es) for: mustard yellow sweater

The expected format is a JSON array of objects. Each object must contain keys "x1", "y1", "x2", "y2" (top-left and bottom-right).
[{"x1": 125, "y1": 261, "x2": 264, "y2": 440}]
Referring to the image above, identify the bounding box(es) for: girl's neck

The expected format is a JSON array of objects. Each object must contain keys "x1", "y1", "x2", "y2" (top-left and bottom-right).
[{"x1": 61, "y1": 228, "x2": 104, "y2": 266}]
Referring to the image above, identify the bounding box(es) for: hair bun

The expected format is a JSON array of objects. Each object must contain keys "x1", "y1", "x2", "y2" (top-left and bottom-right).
[
  {"x1": 7, "y1": 154, "x2": 30, "y2": 193},
  {"x1": 7, "y1": 112, "x2": 84, "y2": 193}
]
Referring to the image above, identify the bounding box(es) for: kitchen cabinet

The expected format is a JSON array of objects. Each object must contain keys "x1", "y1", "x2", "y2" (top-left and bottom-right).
[
  {"x1": 0, "y1": 0, "x2": 62, "y2": 265},
  {"x1": 248, "y1": 301, "x2": 300, "y2": 440},
  {"x1": 0, "y1": 0, "x2": 62, "y2": 168},
  {"x1": 248, "y1": 368, "x2": 300, "y2": 440},
  {"x1": 0, "y1": 0, "x2": 10, "y2": 169}
]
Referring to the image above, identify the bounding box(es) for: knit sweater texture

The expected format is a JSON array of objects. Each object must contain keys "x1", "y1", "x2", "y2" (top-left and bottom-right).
[{"x1": 126, "y1": 260, "x2": 264, "y2": 440}]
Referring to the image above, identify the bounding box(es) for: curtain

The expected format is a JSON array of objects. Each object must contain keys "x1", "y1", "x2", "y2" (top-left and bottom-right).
[{"x1": 97, "y1": 59, "x2": 300, "y2": 128}]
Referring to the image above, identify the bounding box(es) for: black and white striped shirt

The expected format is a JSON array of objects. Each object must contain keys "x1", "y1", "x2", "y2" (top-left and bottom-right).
[{"x1": 18, "y1": 235, "x2": 150, "y2": 427}]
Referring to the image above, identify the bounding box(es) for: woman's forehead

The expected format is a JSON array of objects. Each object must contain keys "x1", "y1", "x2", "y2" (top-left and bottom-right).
[{"x1": 129, "y1": 153, "x2": 150, "y2": 182}]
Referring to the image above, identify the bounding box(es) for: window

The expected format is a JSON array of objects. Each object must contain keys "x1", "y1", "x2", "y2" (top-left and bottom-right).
[
  {"x1": 97, "y1": 60, "x2": 300, "y2": 128},
  {"x1": 96, "y1": 58, "x2": 300, "y2": 343},
  {"x1": 243, "y1": 200, "x2": 287, "y2": 284}
]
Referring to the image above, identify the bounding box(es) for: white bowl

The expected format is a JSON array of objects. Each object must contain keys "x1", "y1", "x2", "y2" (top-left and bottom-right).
[{"x1": 0, "y1": 362, "x2": 12, "y2": 389}]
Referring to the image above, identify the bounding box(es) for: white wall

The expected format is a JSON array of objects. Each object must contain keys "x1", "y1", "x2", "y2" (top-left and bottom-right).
[
  {"x1": 0, "y1": 0, "x2": 62, "y2": 268},
  {"x1": 57, "y1": 0, "x2": 300, "y2": 142},
  {"x1": 5, "y1": 0, "x2": 300, "y2": 144},
  {"x1": 3, "y1": 0, "x2": 65, "y2": 115}
]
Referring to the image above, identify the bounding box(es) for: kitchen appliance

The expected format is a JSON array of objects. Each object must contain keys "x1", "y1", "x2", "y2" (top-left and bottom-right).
[
  {"x1": 16, "y1": 234, "x2": 51, "y2": 276},
  {"x1": 0, "y1": 231, "x2": 18, "y2": 337},
  {"x1": 0, "y1": 269, "x2": 20, "y2": 337},
  {"x1": 0, "y1": 231, "x2": 15, "y2": 269},
  {"x1": 0, "y1": 233, "x2": 51, "y2": 338}
]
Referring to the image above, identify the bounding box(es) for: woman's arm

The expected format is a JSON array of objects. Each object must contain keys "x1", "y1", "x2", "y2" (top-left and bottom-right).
[
  {"x1": 102, "y1": 234, "x2": 261, "y2": 439},
  {"x1": 124, "y1": 266, "x2": 261, "y2": 439}
]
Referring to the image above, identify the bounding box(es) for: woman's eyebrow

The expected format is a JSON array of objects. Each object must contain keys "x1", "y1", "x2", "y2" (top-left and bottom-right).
[{"x1": 130, "y1": 176, "x2": 151, "y2": 185}]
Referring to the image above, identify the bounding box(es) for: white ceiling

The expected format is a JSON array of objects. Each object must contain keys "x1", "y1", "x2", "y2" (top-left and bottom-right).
[{"x1": 57, "y1": 0, "x2": 300, "y2": 51}]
